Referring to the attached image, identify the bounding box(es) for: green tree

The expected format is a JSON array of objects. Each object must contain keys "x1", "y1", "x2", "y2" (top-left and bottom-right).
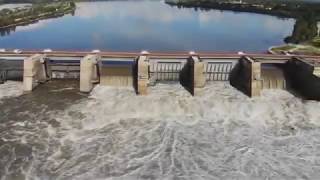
[{"x1": 285, "y1": 12, "x2": 318, "y2": 44}]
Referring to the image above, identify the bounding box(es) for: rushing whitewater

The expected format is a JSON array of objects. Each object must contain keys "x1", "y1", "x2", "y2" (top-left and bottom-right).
[{"x1": 1, "y1": 81, "x2": 320, "y2": 180}]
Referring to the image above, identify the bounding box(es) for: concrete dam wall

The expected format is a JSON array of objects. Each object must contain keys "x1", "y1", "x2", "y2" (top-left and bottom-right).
[{"x1": 0, "y1": 52, "x2": 319, "y2": 100}]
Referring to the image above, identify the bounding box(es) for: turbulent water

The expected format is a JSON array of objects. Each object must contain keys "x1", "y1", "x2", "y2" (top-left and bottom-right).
[{"x1": 1, "y1": 81, "x2": 320, "y2": 180}]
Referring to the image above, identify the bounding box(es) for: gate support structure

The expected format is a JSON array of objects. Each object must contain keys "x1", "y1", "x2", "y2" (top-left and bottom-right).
[
  {"x1": 80, "y1": 54, "x2": 100, "y2": 93},
  {"x1": 180, "y1": 53, "x2": 206, "y2": 96},
  {"x1": 230, "y1": 56, "x2": 262, "y2": 97},
  {"x1": 23, "y1": 54, "x2": 51, "y2": 92},
  {"x1": 135, "y1": 52, "x2": 150, "y2": 95}
]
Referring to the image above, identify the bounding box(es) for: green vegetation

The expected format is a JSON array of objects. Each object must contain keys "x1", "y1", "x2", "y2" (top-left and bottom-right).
[
  {"x1": 312, "y1": 37, "x2": 320, "y2": 47},
  {"x1": 272, "y1": 44, "x2": 296, "y2": 51},
  {"x1": 270, "y1": 35, "x2": 320, "y2": 55},
  {"x1": 284, "y1": 13, "x2": 318, "y2": 44},
  {"x1": 0, "y1": 1, "x2": 75, "y2": 28},
  {"x1": 271, "y1": 43, "x2": 320, "y2": 55}
]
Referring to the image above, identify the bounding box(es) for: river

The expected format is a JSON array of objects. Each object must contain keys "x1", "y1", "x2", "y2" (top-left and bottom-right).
[
  {"x1": 1, "y1": 1, "x2": 320, "y2": 180},
  {"x1": 1, "y1": 81, "x2": 320, "y2": 180},
  {"x1": 0, "y1": 1, "x2": 294, "y2": 52}
]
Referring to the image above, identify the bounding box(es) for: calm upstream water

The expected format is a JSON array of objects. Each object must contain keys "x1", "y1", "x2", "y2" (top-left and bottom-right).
[{"x1": 0, "y1": 1, "x2": 294, "y2": 52}]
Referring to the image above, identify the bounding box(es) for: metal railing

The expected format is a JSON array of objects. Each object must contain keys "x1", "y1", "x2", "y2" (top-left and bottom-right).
[{"x1": 205, "y1": 62, "x2": 234, "y2": 81}]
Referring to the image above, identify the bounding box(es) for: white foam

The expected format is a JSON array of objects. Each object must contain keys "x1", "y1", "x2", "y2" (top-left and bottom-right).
[
  {"x1": 22, "y1": 82, "x2": 318, "y2": 180},
  {"x1": 2, "y1": 82, "x2": 320, "y2": 180}
]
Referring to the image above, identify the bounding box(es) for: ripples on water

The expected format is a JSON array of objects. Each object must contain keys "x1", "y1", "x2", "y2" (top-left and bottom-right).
[{"x1": 1, "y1": 81, "x2": 320, "y2": 180}]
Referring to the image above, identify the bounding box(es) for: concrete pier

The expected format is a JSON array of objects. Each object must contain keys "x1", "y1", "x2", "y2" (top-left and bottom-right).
[
  {"x1": 193, "y1": 56, "x2": 206, "y2": 89},
  {"x1": 180, "y1": 55, "x2": 206, "y2": 95},
  {"x1": 23, "y1": 54, "x2": 50, "y2": 92},
  {"x1": 285, "y1": 57, "x2": 320, "y2": 100},
  {"x1": 80, "y1": 54, "x2": 100, "y2": 93},
  {"x1": 230, "y1": 56, "x2": 262, "y2": 97},
  {"x1": 135, "y1": 55, "x2": 149, "y2": 95},
  {"x1": 0, "y1": 72, "x2": 4, "y2": 84}
]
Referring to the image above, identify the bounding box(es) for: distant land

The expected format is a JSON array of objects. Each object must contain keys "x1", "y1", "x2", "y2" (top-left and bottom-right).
[
  {"x1": 1, "y1": 0, "x2": 320, "y2": 55},
  {"x1": 0, "y1": 2, "x2": 75, "y2": 29},
  {"x1": 0, "y1": 0, "x2": 134, "y2": 4},
  {"x1": 165, "y1": 0, "x2": 320, "y2": 18}
]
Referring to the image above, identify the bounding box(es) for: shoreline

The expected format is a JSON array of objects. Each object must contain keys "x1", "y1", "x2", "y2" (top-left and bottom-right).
[
  {"x1": 268, "y1": 43, "x2": 320, "y2": 56},
  {"x1": 166, "y1": 1, "x2": 293, "y2": 19},
  {"x1": 0, "y1": 9, "x2": 74, "y2": 30},
  {"x1": 165, "y1": 0, "x2": 320, "y2": 20},
  {"x1": 0, "y1": 10, "x2": 74, "y2": 30},
  {"x1": 0, "y1": 2, "x2": 75, "y2": 30}
]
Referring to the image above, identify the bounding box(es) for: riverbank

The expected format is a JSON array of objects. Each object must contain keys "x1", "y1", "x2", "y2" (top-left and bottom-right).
[
  {"x1": 0, "y1": 1, "x2": 75, "y2": 29},
  {"x1": 269, "y1": 36, "x2": 320, "y2": 55},
  {"x1": 165, "y1": 0, "x2": 320, "y2": 20}
]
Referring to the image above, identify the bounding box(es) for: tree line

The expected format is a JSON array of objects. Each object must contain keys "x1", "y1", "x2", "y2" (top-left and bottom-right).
[{"x1": 0, "y1": 1, "x2": 76, "y2": 28}]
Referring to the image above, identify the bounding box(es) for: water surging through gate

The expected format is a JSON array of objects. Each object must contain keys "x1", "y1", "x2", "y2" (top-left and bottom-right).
[{"x1": 1, "y1": 81, "x2": 320, "y2": 179}]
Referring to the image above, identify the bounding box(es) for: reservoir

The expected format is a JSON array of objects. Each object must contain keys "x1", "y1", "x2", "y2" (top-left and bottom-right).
[{"x1": 0, "y1": 1, "x2": 294, "y2": 52}]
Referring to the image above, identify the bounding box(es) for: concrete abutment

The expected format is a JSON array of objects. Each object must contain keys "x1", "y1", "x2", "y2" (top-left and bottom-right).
[
  {"x1": 80, "y1": 54, "x2": 100, "y2": 93},
  {"x1": 229, "y1": 56, "x2": 262, "y2": 97},
  {"x1": 134, "y1": 55, "x2": 150, "y2": 95},
  {"x1": 180, "y1": 55, "x2": 206, "y2": 96},
  {"x1": 23, "y1": 54, "x2": 51, "y2": 92}
]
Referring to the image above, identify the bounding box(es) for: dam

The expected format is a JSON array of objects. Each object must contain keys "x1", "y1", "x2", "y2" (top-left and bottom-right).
[
  {"x1": 0, "y1": 50, "x2": 320, "y2": 100},
  {"x1": 1, "y1": 50, "x2": 320, "y2": 180}
]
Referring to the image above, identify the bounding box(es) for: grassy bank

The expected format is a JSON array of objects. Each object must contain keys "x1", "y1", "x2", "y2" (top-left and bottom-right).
[
  {"x1": 0, "y1": 1, "x2": 76, "y2": 29},
  {"x1": 270, "y1": 37, "x2": 320, "y2": 55}
]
